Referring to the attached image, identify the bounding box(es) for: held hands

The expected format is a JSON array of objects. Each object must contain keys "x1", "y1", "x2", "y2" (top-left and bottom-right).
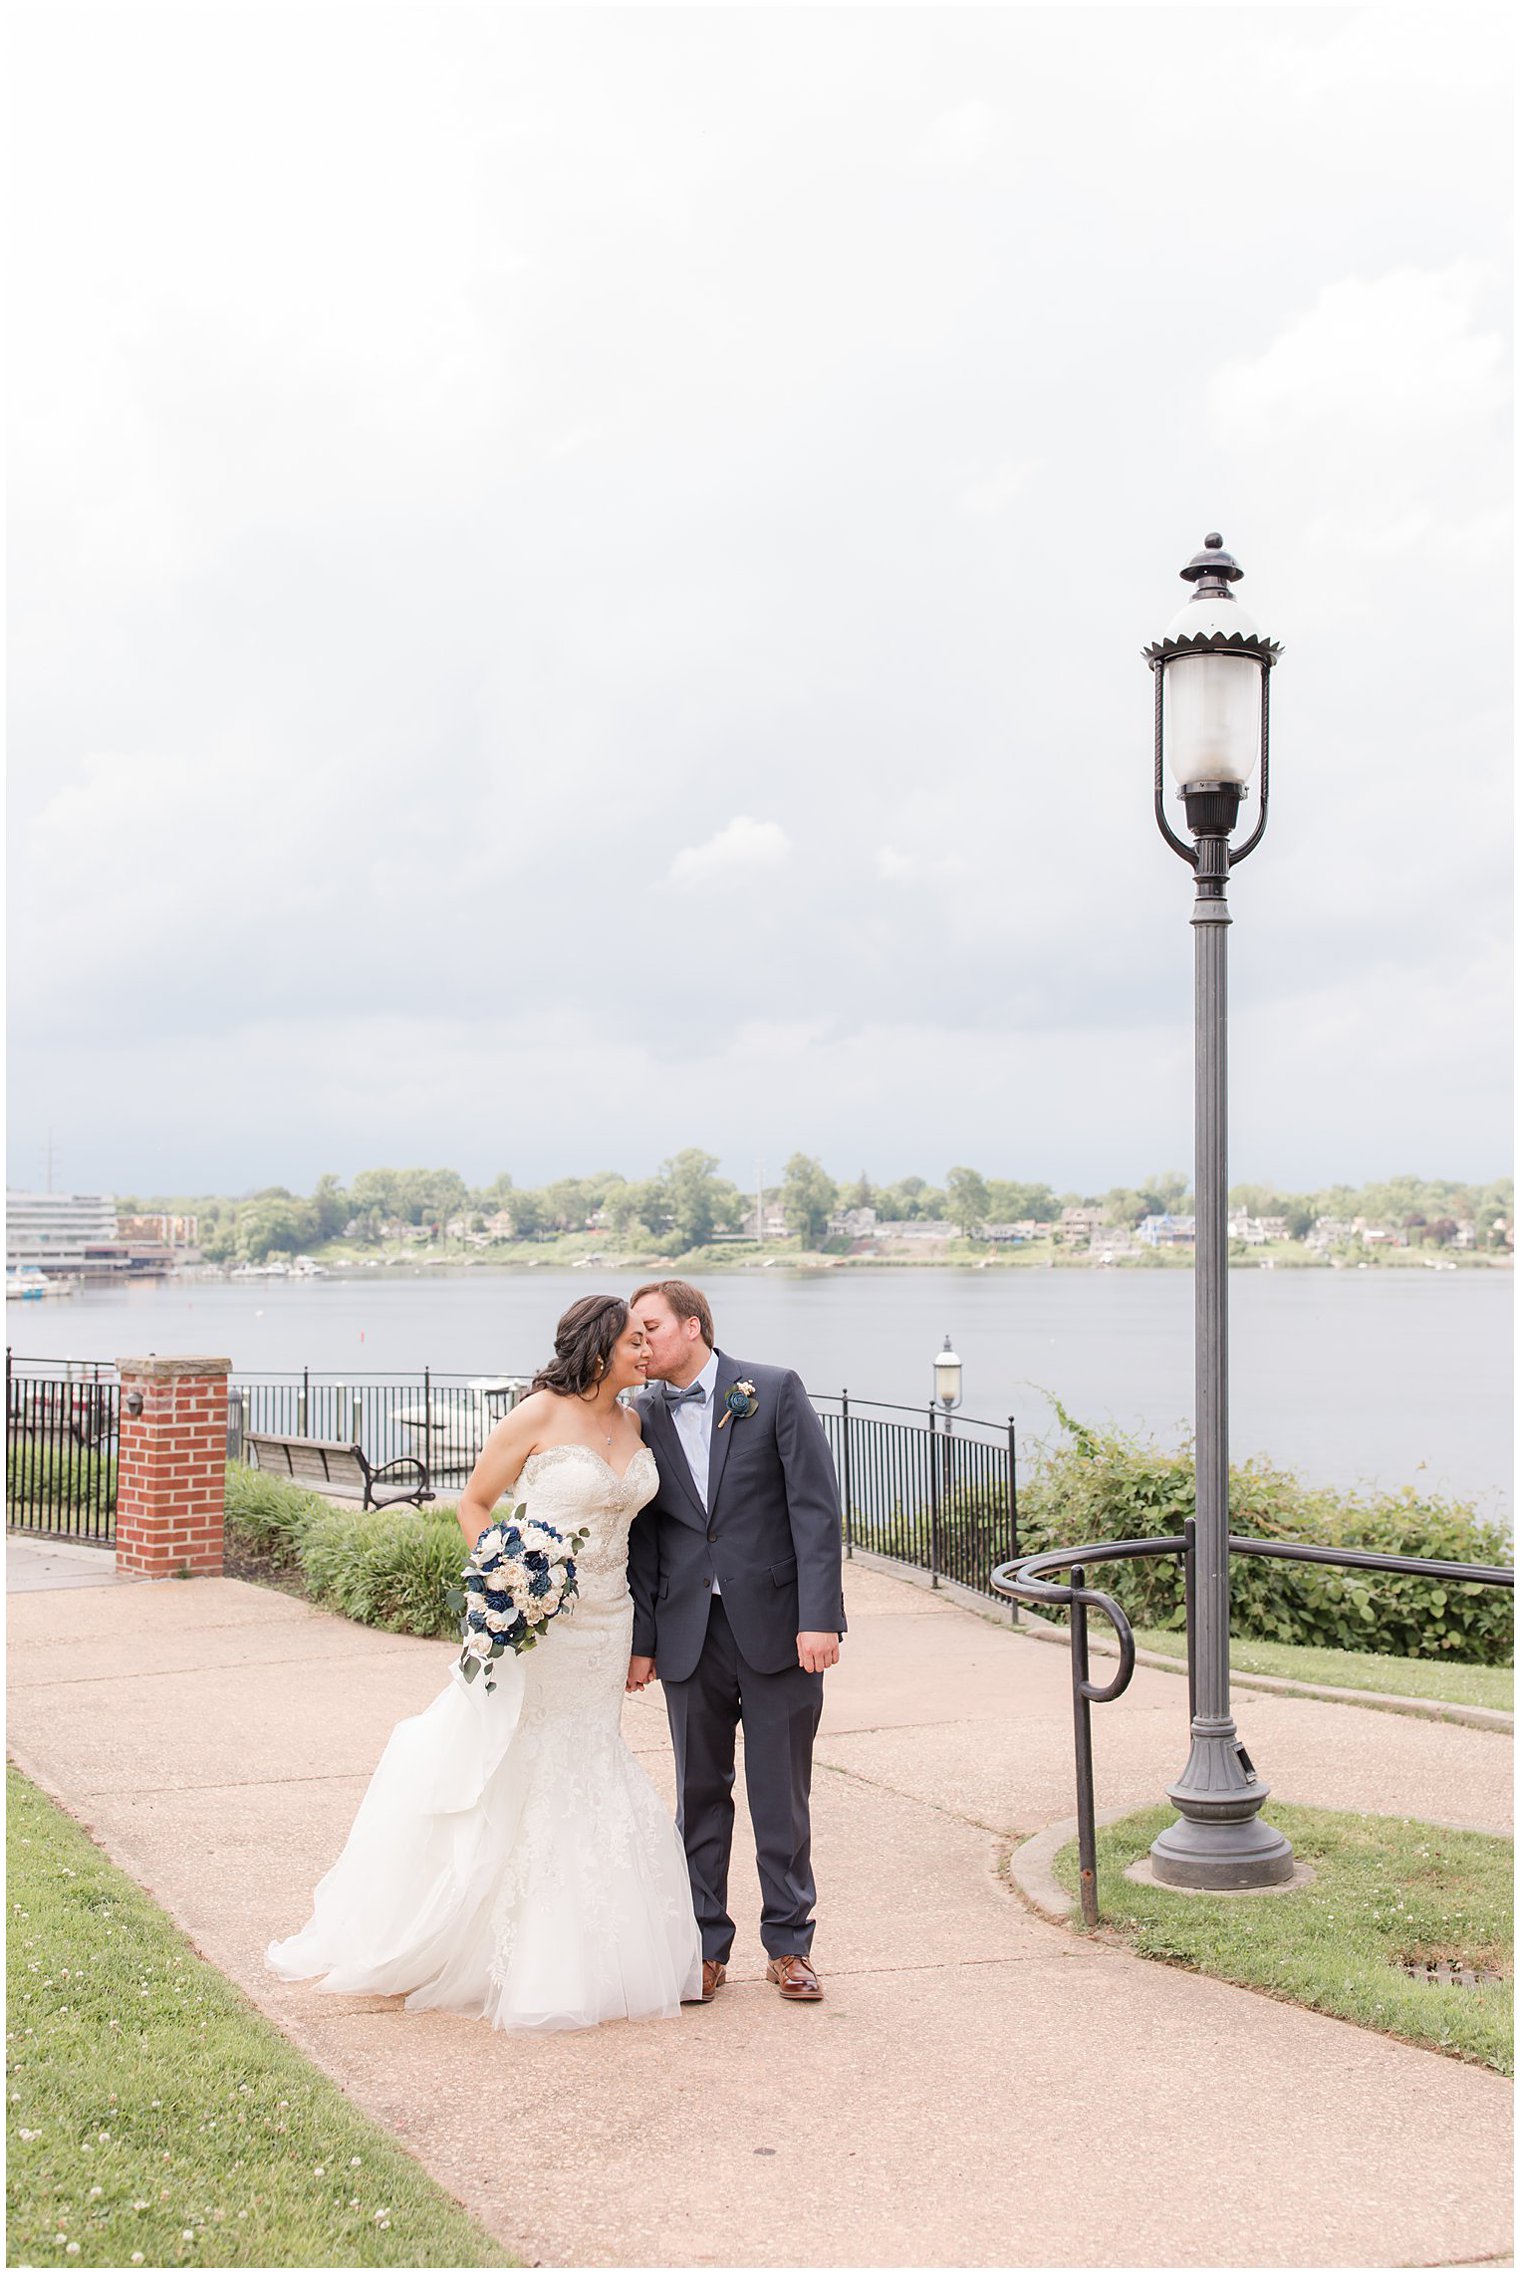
[
  {"x1": 797, "y1": 1632, "x2": 840, "y2": 1675},
  {"x1": 626, "y1": 1654, "x2": 658, "y2": 1693}
]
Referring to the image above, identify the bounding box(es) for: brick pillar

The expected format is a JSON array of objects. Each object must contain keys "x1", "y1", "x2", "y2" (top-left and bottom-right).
[{"x1": 116, "y1": 1356, "x2": 231, "y2": 1579}]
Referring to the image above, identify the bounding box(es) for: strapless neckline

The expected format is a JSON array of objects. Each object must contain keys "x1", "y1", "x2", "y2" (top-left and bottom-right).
[{"x1": 519, "y1": 1442, "x2": 657, "y2": 1490}]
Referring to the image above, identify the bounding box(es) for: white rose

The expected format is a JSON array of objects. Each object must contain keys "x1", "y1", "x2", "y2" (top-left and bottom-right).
[
  {"x1": 497, "y1": 1561, "x2": 527, "y2": 1593},
  {"x1": 484, "y1": 1608, "x2": 510, "y2": 1631}
]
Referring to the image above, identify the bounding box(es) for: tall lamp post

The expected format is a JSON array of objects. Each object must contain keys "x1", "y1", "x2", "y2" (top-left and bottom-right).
[{"x1": 1144, "y1": 534, "x2": 1295, "y2": 1891}]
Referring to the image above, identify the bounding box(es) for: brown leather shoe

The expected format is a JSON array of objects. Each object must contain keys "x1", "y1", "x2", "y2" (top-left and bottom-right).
[
  {"x1": 766, "y1": 1953, "x2": 823, "y2": 2001},
  {"x1": 683, "y1": 1959, "x2": 726, "y2": 2005}
]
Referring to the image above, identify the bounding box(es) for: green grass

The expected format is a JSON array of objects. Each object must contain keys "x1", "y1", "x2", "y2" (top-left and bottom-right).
[
  {"x1": 1053, "y1": 1802, "x2": 1513, "y2": 2073},
  {"x1": 6, "y1": 1770, "x2": 513, "y2": 2268},
  {"x1": 1129, "y1": 1628, "x2": 1514, "y2": 1711}
]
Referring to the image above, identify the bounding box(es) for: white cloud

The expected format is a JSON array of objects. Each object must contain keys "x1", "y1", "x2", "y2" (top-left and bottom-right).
[
  {"x1": 1209, "y1": 264, "x2": 1505, "y2": 444},
  {"x1": 956, "y1": 458, "x2": 1040, "y2": 519},
  {"x1": 4, "y1": 8, "x2": 1509, "y2": 1193},
  {"x1": 913, "y1": 99, "x2": 994, "y2": 175},
  {"x1": 668, "y1": 817, "x2": 792, "y2": 888}
]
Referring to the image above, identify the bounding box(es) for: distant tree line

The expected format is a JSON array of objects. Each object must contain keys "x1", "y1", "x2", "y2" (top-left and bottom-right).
[{"x1": 116, "y1": 1161, "x2": 1513, "y2": 1265}]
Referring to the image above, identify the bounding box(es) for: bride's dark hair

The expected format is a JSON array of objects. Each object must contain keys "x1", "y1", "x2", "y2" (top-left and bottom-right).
[{"x1": 532, "y1": 1295, "x2": 630, "y2": 1399}]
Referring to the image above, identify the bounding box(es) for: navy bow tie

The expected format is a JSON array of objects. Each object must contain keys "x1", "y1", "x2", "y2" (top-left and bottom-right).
[{"x1": 665, "y1": 1382, "x2": 707, "y2": 1409}]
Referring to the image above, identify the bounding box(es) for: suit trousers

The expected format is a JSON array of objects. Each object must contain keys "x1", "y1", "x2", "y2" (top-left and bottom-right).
[{"x1": 662, "y1": 1595, "x2": 824, "y2": 1963}]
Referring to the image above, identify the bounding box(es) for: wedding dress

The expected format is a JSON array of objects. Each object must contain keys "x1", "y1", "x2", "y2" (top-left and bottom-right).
[{"x1": 267, "y1": 1443, "x2": 702, "y2": 2031}]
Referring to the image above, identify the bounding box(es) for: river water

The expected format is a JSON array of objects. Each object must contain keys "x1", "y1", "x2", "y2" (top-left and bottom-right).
[{"x1": 8, "y1": 1264, "x2": 1512, "y2": 1517}]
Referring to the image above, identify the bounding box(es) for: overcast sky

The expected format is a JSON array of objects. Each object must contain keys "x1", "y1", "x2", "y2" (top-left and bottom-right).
[{"x1": 8, "y1": 3, "x2": 1512, "y2": 1200}]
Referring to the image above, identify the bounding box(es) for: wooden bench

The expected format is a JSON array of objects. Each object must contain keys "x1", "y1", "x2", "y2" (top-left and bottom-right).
[{"x1": 245, "y1": 1432, "x2": 434, "y2": 1510}]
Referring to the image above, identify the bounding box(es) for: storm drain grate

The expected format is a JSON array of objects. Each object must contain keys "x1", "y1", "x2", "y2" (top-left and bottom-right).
[{"x1": 1397, "y1": 1961, "x2": 1506, "y2": 1989}]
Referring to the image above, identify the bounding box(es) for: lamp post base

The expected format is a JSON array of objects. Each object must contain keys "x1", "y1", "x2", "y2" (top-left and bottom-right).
[{"x1": 1150, "y1": 1725, "x2": 1296, "y2": 1891}]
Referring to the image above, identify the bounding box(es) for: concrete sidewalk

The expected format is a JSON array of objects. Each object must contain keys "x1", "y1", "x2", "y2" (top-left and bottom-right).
[{"x1": 7, "y1": 1548, "x2": 1512, "y2": 2269}]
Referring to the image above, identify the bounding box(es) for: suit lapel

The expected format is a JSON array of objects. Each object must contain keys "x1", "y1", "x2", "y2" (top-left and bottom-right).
[
  {"x1": 706, "y1": 1350, "x2": 745, "y2": 1512},
  {"x1": 642, "y1": 1387, "x2": 708, "y2": 1528}
]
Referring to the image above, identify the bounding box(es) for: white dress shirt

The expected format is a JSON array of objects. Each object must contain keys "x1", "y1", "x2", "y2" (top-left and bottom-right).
[
  {"x1": 668, "y1": 1345, "x2": 720, "y2": 1511},
  {"x1": 667, "y1": 1347, "x2": 722, "y2": 1594}
]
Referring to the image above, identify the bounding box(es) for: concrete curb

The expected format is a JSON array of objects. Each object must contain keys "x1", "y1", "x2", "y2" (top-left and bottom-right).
[
  {"x1": 1015, "y1": 1606, "x2": 1514, "y2": 1733},
  {"x1": 1010, "y1": 1803, "x2": 1514, "y2": 1926},
  {"x1": 1007, "y1": 1808, "x2": 1135, "y2": 1922}
]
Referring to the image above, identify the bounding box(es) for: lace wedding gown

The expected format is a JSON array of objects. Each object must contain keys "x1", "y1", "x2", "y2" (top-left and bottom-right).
[{"x1": 267, "y1": 1444, "x2": 702, "y2": 2031}]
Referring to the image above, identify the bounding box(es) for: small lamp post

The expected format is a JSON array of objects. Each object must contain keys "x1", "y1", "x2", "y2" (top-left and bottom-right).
[
  {"x1": 1144, "y1": 534, "x2": 1295, "y2": 1891},
  {"x1": 934, "y1": 1335, "x2": 962, "y2": 1417},
  {"x1": 930, "y1": 1335, "x2": 962, "y2": 1585}
]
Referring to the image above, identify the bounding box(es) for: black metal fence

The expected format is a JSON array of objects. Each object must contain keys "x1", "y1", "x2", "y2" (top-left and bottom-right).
[
  {"x1": 228, "y1": 1370, "x2": 534, "y2": 1486},
  {"x1": 7, "y1": 1357, "x2": 1021, "y2": 1593},
  {"x1": 815, "y1": 1395, "x2": 1019, "y2": 1597},
  {"x1": 6, "y1": 1355, "x2": 120, "y2": 1544}
]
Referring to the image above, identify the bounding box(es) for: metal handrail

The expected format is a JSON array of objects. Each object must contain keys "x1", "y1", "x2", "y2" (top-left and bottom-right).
[{"x1": 991, "y1": 1529, "x2": 1513, "y2": 1926}]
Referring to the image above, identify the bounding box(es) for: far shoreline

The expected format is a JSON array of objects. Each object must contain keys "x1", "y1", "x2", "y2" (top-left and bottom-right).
[{"x1": 188, "y1": 1241, "x2": 1514, "y2": 1282}]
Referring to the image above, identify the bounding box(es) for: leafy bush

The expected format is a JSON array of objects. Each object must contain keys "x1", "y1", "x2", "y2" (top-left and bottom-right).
[
  {"x1": 1013, "y1": 1409, "x2": 1513, "y2": 1666},
  {"x1": 297, "y1": 1504, "x2": 464, "y2": 1638},
  {"x1": 223, "y1": 1461, "x2": 329, "y2": 1563},
  {"x1": 6, "y1": 1441, "x2": 115, "y2": 1512},
  {"x1": 223, "y1": 1461, "x2": 464, "y2": 1638}
]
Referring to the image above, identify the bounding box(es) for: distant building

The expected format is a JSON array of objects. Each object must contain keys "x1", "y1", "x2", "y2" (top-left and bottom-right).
[
  {"x1": 1227, "y1": 1212, "x2": 1289, "y2": 1247},
  {"x1": 117, "y1": 1212, "x2": 199, "y2": 1248},
  {"x1": 7, "y1": 1191, "x2": 117, "y2": 1274},
  {"x1": 1058, "y1": 1207, "x2": 1104, "y2": 1247},
  {"x1": 740, "y1": 1202, "x2": 791, "y2": 1240},
  {"x1": 1306, "y1": 1216, "x2": 1357, "y2": 1252},
  {"x1": 1136, "y1": 1213, "x2": 1196, "y2": 1248},
  {"x1": 7, "y1": 1191, "x2": 177, "y2": 1280}
]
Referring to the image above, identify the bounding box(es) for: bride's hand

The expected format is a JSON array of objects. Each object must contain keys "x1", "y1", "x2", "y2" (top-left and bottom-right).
[{"x1": 626, "y1": 1655, "x2": 657, "y2": 1692}]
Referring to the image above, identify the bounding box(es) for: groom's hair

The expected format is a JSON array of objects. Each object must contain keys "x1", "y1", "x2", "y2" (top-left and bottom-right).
[{"x1": 630, "y1": 1278, "x2": 715, "y2": 1348}]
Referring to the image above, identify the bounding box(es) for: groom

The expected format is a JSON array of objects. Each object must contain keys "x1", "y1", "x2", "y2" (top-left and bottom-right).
[{"x1": 627, "y1": 1279, "x2": 844, "y2": 2004}]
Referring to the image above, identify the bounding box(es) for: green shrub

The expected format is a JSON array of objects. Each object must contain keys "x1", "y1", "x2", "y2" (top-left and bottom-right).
[
  {"x1": 1012, "y1": 1409, "x2": 1513, "y2": 1666},
  {"x1": 223, "y1": 1460, "x2": 329, "y2": 1562},
  {"x1": 297, "y1": 1504, "x2": 465, "y2": 1638},
  {"x1": 5, "y1": 1439, "x2": 116, "y2": 1513},
  {"x1": 223, "y1": 1462, "x2": 465, "y2": 1640}
]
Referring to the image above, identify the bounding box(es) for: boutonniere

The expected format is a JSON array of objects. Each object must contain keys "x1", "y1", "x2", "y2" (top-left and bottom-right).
[{"x1": 716, "y1": 1379, "x2": 759, "y2": 1430}]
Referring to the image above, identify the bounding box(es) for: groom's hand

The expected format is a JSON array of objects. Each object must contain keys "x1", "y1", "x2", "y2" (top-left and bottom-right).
[
  {"x1": 626, "y1": 1654, "x2": 658, "y2": 1692},
  {"x1": 797, "y1": 1632, "x2": 840, "y2": 1674}
]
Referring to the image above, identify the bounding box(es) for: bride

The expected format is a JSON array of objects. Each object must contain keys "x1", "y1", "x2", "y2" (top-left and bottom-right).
[{"x1": 267, "y1": 1294, "x2": 703, "y2": 2031}]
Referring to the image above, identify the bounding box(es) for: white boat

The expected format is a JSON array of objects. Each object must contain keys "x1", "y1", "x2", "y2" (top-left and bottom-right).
[
  {"x1": 5, "y1": 1266, "x2": 82, "y2": 1300},
  {"x1": 389, "y1": 1378, "x2": 532, "y2": 1471}
]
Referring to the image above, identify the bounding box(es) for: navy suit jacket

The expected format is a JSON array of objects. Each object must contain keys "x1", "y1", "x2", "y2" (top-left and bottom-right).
[{"x1": 629, "y1": 1351, "x2": 845, "y2": 1684}]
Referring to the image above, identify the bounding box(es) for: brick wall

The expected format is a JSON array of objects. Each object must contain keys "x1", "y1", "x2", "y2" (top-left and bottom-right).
[{"x1": 116, "y1": 1356, "x2": 231, "y2": 1579}]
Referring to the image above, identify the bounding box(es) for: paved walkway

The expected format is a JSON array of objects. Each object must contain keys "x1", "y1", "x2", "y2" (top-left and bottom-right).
[{"x1": 7, "y1": 1541, "x2": 1513, "y2": 2268}]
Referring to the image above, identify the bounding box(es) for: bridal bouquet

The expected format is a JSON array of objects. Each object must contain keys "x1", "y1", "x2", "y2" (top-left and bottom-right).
[{"x1": 448, "y1": 1507, "x2": 589, "y2": 1691}]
